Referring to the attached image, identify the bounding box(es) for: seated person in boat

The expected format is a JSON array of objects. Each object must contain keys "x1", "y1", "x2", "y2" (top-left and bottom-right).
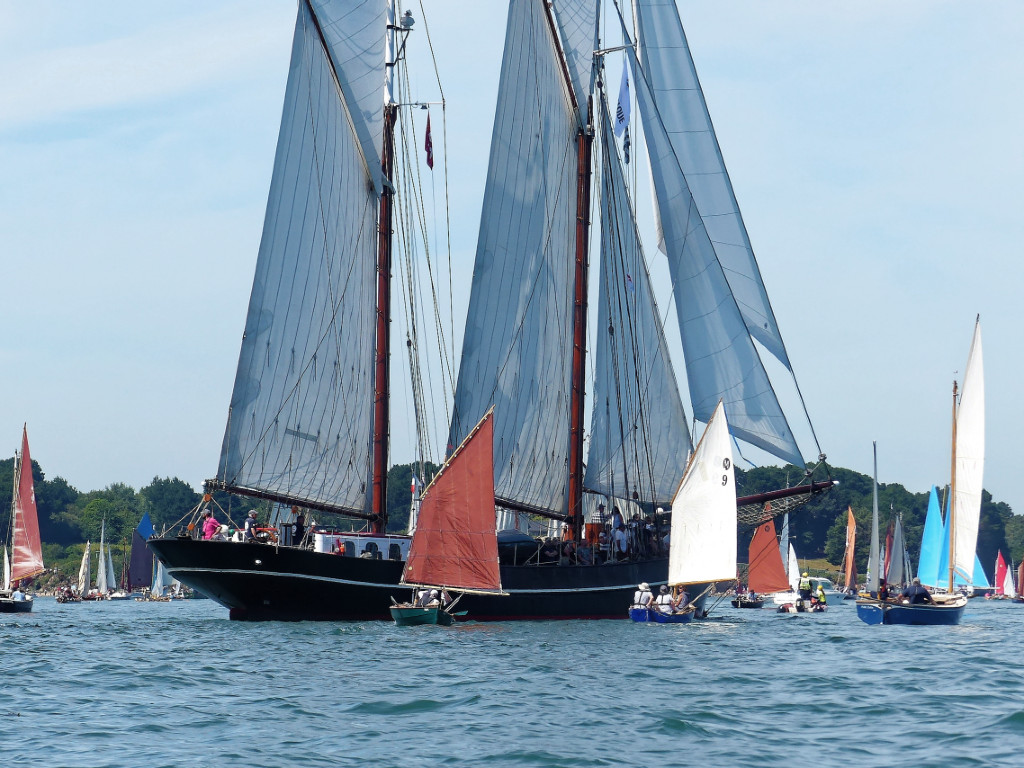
[
  {"x1": 655, "y1": 585, "x2": 680, "y2": 613},
  {"x1": 632, "y1": 582, "x2": 653, "y2": 608},
  {"x1": 878, "y1": 579, "x2": 890, "y2": 602},
  {"x1": 673, "y1": 588, "x2": 690, "y2": 611},
  {"x1": 12, "y1": 588, "x2": 26, "y2": 601},
  {"x1": 901, "y1": 578, "x2": 933, "y2": 604},
  {"x1": 815, "y1": 583, "x2": 828, "y2": 605}
]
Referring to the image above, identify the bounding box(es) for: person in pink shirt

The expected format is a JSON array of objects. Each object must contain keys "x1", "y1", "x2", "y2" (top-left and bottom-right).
[{"x1": 201, "y1": 510, "x2": 220, "y2": 540}]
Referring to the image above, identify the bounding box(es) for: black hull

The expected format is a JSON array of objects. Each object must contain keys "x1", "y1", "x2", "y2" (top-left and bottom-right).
[
  {"x1": 0, "y1": 597, "x2": 33, "y2": 613},
  {"x1": 148, "y1": 537, "x2": 682, "y2": 621}
]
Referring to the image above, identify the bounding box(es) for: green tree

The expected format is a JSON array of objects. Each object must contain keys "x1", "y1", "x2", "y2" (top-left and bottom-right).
[
  {"x1": 36, "y1": 476, "x2": 82, "y2": 545},
  {"x1": 139, "y1": 477, "x2": 201, "y2": 533}
]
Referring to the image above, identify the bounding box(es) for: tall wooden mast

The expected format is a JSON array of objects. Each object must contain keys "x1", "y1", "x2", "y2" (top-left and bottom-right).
[
  {"x1": 567, "y1": 119, "x2": 593, "y2": 541},
  {"x1": 371, "y1": 103, "x2": 397, "y2": 534}
]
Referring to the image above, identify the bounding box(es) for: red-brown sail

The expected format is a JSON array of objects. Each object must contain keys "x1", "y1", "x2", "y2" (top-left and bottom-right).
[
  {"x1": 12, "y1": 426, "x2": 44, "y2": 583},
  {"x1": 747, "y1": 518, "x2": 789, "y2": 594},
  {"x1": 401, "y1": 411, "x2": 501, "y2": 593},
  {"x1": 842, "y1": 507, "x2": 858, "y2": 590}
]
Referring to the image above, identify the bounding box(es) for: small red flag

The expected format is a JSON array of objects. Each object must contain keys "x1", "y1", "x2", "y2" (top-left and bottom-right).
[{"x1": 424, "y1": 113, "x2": 434, "y2": 169}]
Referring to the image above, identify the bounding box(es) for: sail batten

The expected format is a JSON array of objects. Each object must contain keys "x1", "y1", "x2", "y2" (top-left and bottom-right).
[
  {"x1": 448, "y1": 0, "x2": 580, "y2": 513},
  {"x1": 219, "y1": 2, "x2": 380, "y2": 514}
]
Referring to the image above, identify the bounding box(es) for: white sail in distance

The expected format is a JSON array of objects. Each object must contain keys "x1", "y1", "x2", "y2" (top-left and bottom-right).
[
  {"x1": 78, "y1": 542, "x2": 91, "y2": 595},
  {"x1": 867, "y1": 442, "x2": 880, "y2": 593},
  {"x1": 667, "y1": 401, "x2": 736, "y2": 586},
  {"x1": 952, "y1": 318, "x2": 984, "y2": 582}
]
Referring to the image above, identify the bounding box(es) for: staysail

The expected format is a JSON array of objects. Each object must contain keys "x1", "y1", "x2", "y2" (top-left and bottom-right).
[
  {"x1": 917, "y1": 487, "x2": 943, "y2": 587},
  {"x1": 584, "y1": 100, "x2": 692, "y2": 504},
  {"x1": 627, "y1": 43, "x2": 803, "y2": 467},
  {"x1": 401, "y1": 411, "x2": 501, "y2": 593},
  {"x1": 952, "y1": 317, "x2": 984, "y2": 582},
  {"x1": 634, "y1": 0, "x2": 790, "y2": 368},
  {"x1": 866, "y1": 442, "x2": 880, "y2": 592},
  {"x1": 747, "y1": 519, "x2": 790, "y2": 594},
  {"x1": 995, "y1": 551, "x2": 1008, "y2": 596},
  {"x1": 886, "y1": 516, "x2": 907, "y2": 586},
  {"x1": 11, "y1": 426, "x2": 44, "y2": 583},
  {"x1": 217, "y1": 0, "x2": 384, "y2": 517},
  {"x1": 787, "y1": 543, "x2": 799, "y2": 592},
  {"x1": 448, "y1": 0, "x2": 580, "y2": 514},
  {"x1": 667, "y1": 401, "x2": 735, "y2": 586}
]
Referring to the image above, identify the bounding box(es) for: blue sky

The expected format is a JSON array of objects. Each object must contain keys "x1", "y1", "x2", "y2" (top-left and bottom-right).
[{"x1": 1, "y1": 1, "x2": 1021, "y2": 520}]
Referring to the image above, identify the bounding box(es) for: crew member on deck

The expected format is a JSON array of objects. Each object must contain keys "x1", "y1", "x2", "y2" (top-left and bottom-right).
[
  {"x1": 655, "y1": 585, "x2": 674, "y2": 613},
  {"x1": 201, "y1": 510, "x2": 220, "y2": 540},
  {"x1": 902, "y1": 577, "x2": 934, "y2": 604},
  {"x1": 243, "y1": 510, "x2": 259, "y2": 541},
  {"x1": 798, "y1": 572, "x2": 812, "y2": 601}
]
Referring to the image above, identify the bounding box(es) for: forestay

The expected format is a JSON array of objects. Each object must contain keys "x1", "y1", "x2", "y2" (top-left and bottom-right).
[
  {"x1": 218, "y1": 1, "x2": 381, "y2": 515},
  {"x1": 667, "y1": 401, "x2": 736, "y2": 586},
  {"x1": 635, "y1": 0, "x2": 790, "y2": 368},
  {"x1": 448, "y1": 0, "x2": 579, "y2": 514},
  {"x1": 584, "y1": 101, "x2": 691, "y2": 505}
]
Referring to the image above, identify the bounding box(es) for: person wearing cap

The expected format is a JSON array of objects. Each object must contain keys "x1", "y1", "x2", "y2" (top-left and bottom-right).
[
  {"x1": 632, "y1": 582, "x2": 653, "y2": 608},
  {"x1": 655, "y1": 585, "x2": 675, "y2": 613},
  {"x1": 902, "y1": 577, "x2": 933, "y2": 605},
  {"x1": 243, "y1": 510, "x2": 259, "y2": 541}
]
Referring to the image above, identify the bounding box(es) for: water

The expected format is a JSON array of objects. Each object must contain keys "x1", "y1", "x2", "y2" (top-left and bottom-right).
[{"x1": 3, "y1": 598, "x2": 1023, "y2": 767}]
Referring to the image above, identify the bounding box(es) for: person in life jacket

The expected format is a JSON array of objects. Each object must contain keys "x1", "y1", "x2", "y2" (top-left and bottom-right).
[
  {"x1": 815, "y1": 583, "x2": 827, "y2": 605},
  {"x1": 798, "y1": 572, "x2": 812, "y2": 601}
]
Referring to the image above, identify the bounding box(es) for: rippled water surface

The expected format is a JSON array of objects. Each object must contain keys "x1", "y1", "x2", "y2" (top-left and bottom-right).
[{"x1": 3, "y1": 597, "x2": 1023, "y2": 767}]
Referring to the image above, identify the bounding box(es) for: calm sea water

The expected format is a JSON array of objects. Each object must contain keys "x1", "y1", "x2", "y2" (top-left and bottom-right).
[{"x1": 2, "y1": 597, "x2": 1023, "y2": 767}]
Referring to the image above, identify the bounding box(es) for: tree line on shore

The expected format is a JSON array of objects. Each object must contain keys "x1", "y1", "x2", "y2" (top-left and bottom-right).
[{"x1": 1, "y1": 455, "x2": 1019, "y2": 586}]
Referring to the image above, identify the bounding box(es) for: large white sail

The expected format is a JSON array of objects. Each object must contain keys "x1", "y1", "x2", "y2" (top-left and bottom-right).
[
  {"x1": 953, "y1": 318, "x2": 984, "y2": 582},
  {"x1": 106, "y1": 549, "x2": 117, "y2": 593},
  {"x1": 448, "y1": 0, "x2": 580, "y2": 514},
  {"x1": 887, "y1": 516, "x2": 906, "y2": 586},
  {"x1": 628, "y1": 46, "x2": 803, "y2": 467},
  {"x1": 78, "y1": 542, "x2": 91, "y2": 595},
  {"x1": 1003, "y1": 566, "x2": 1016, "y2": 599},
  {"x1": 218, "y1": 1, "x2": 381, "y2": 515},
  {"x1": 667, "y1": 401, "x2": 735, "y2": 586},
  {"x1": 584, "y1": 101, "x2": 691, "y2": 504},
  {"x1": 97, "y1": 521, "x2": 108, "y2": 594},
  {"x1": 867, "y1": 442, "x2": 880, "y2": 592},
  {"x1": 635, "y1": 0, "x2": 789, "y2": 368}
]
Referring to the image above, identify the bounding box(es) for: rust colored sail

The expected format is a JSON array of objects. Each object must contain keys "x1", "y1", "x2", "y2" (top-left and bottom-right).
[
  {"x1": 401, "y1": 411, "x2": 501, "y2": 593},
  {"x1": 842, "y1": 507, "x2": 858, "y2": 590},
  {"x1": 12, "y1": 426, "x2": 44, "y2": 583},
  {"x1": 747, "y1": 518, "x2": 790, "y2": 594}
]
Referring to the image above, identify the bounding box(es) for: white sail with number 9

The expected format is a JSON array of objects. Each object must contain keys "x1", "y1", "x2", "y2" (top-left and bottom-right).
[{"x1": 668, "y1": 401, "x2": 736, "y2": 586}]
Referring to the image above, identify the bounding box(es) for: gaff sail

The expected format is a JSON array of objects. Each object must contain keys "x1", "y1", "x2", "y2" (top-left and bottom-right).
[
  {"x1": 747, "y1": 519, "x2": 789, "y2": 594},
  {"x1": 401, "y1": 411, "x2": 501, "y2": 594}
]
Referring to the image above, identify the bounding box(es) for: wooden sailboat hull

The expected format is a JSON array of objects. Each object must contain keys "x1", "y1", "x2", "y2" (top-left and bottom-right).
[
  {"x1": 629, "y1": 607, "x2": 694, "y2": 623},
  {"x1": 731, "y1": 597, "x2": 764, "y2": 609},
  {"x1": 856, "y1": 598, "x2": 966, "y2": 625},
  {"x1": 148, "y1": 538, "x2": 691, "y2": 621},
  {"x1": 390, "y1": 605, "x2": 455, "y2": 626}
]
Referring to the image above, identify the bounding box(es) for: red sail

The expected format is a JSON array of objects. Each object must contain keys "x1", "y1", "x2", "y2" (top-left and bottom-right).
[
  {"x1": 995, "y1": 551, "x2": 1007, "y2": 595},
  {"x1": 842, "y1": 507, "x2": 858, "y2": 590},
  {"x1": 401, "y1": 412, "x2": 500, "y2": 593},
  {"x1": 12, "y1": 426, "x2": 44, "y2": 583},
  {"x1": 747, "y1": 518, "x2": 790, "y2": 594}
]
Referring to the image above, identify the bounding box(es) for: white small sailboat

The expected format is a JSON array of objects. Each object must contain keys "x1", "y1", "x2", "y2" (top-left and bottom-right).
[{"x1": 631, "y1": 401, "x2": 735, "y2": 623}]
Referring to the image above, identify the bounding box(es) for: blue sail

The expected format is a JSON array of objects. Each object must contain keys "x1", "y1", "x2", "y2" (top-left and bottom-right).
[{"x1": 916, "y1": 487, "x2": 943, "y2": 587}]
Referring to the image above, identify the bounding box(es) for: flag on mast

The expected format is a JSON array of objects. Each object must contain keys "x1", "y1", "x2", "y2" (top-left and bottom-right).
[
  {"x1": 614, "y1": 59, "x2": 631, "y2": 137},
  {"x1": 425, "y1": 113, "x2": 434, "y2": 169}
]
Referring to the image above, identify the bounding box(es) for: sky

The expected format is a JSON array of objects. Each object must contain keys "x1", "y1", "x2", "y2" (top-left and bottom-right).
[{"x1": 1, "y1": 1, "x2": 1021, "y2": 518}]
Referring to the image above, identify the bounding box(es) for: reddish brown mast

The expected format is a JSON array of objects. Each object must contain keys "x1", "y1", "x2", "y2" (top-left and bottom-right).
[
  {"x1": 567, "y1": 111, "x2": 594, "y2": 542},
  {"x1": 371, "y1": 104, "x2": 398, "y2": 534}
]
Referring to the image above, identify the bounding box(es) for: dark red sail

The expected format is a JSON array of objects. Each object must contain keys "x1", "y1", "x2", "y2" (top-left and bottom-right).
[
  {"x1": 747, "y1": 518, "x2": 790, "y2": 594},
  {"x1": 11, "y1": 426, "x2": 44, "y2": 583},
  {"x1": 401, "y1": 411, "x2": 501, "y2": 593}
]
